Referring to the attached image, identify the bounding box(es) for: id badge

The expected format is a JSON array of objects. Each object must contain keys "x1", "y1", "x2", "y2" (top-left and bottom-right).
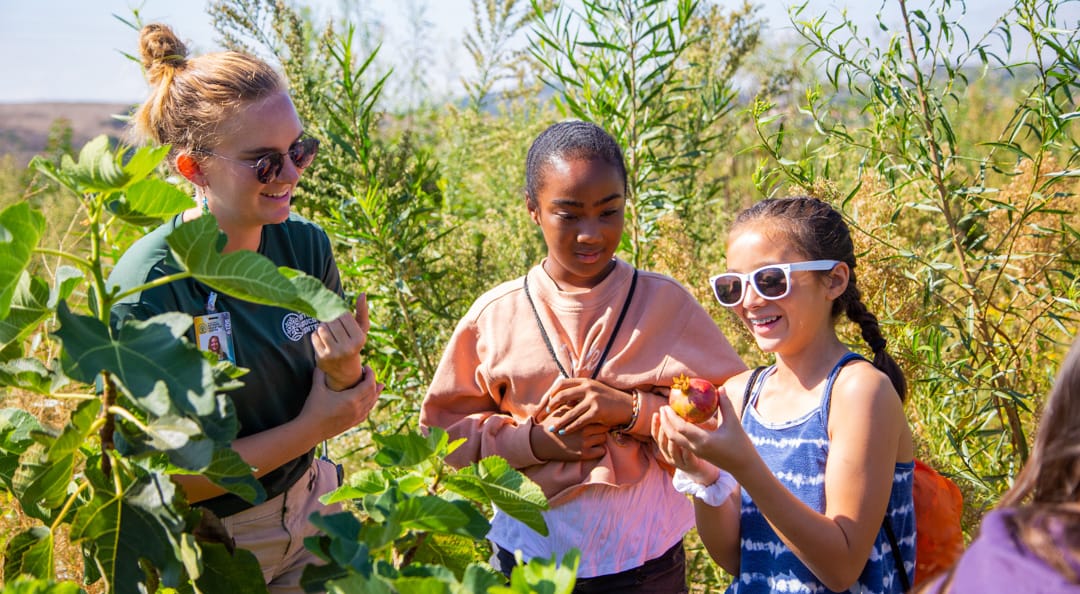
[{"x1": 194, "y1": 292, "x2": 236, "y2": 363}]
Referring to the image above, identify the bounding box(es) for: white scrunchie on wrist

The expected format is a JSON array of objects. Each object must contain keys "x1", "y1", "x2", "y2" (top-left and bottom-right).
[{"x1": 672, "y1": 468, "x2": 737, "y2": 507}]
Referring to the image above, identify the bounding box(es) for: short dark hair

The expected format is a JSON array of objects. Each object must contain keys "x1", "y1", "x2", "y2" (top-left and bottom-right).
[{"x1": 525, "y1": 120, "x2": 628, "y2": 206}]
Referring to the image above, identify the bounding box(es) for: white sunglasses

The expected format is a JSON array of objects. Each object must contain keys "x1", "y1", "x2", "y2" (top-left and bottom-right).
[{"x1": 709, "y1": 260, "x2": 841, "y2": 307}]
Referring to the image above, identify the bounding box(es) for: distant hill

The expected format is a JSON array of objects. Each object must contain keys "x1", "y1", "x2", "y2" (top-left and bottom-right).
[{"x1": 0, "y1": 102, "x2": 133, "y2": 168}]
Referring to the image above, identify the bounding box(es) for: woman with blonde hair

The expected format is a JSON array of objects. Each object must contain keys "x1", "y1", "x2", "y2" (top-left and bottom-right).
[{"x1": 108, "y1": 23, "x2": 381, "y2": 592}]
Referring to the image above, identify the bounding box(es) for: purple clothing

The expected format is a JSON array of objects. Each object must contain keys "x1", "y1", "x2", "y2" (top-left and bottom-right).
[{"x1": 925, "y1": 508, "x2": 1080, "y2": 593}]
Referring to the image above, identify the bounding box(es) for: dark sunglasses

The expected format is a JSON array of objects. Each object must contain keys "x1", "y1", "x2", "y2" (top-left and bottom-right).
[
  {"x1": 199, "y1": 137, "x2": 319, "y2": 184},
  {"x1": 710, "y1": 260, "x2": 840, "y2": 307}
]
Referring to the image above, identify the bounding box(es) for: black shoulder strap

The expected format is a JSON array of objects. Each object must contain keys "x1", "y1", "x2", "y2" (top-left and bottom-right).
[
  {"x1": 739, "y1": 366, "x2": 767, "y2": 417},
  {"x1": 883, "y1": 516, "x2": 911, "y2": 591}
]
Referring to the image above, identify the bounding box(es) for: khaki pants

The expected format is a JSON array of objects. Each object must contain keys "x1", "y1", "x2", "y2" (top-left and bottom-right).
[{"x1": 221, "y1": 458, "x2": 342, "y2": 593}]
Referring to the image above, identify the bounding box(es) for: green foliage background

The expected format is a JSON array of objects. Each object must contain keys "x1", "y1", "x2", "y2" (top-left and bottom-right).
[{"x1": 1, "y1": 0, "x2": 1077, "y2": 592}]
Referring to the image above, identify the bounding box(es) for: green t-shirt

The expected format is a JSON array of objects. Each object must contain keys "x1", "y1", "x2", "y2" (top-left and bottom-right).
[{"x1": 108, "y1": 212, "x2": 341, "y2": 518}]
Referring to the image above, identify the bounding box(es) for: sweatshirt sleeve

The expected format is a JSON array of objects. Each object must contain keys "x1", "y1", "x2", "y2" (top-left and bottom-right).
[
  {"x1": 420, "y1": 315, "x2": 543, "y2": 471},
  {"x1": 662, "y1": 295, "x2": 746, "y2": 386}
]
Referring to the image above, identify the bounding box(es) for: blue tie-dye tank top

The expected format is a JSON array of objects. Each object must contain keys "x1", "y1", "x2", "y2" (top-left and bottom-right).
[{"x1": 729, "y1": 352, "x2": 916, "y2": 594}]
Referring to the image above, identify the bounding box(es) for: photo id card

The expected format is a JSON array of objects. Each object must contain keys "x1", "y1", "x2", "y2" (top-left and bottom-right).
[{"x1": 194, "y1": 311, "x2": 236, "y2": 363}]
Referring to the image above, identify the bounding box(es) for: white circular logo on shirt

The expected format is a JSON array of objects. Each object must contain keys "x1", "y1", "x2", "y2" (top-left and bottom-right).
[{"x1": 282, "y1": 312, "x2": 320, "y2": 342}]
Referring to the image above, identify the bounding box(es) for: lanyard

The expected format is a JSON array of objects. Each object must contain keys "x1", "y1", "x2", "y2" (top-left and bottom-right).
[{"x1": 523, "y1": 268, "x2": 638, "y2": 380}]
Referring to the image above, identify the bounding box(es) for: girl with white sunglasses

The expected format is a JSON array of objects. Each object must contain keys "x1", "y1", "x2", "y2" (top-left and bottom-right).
[{"x1": 653, "y1": 196, "x2": 916, "y2": 593}]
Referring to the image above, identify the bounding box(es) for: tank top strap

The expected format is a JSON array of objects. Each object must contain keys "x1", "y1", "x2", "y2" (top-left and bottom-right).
[
  {"x1": 742, "y1": 365, "x2": 776, "y2": 418},
  {"x1": 818, "y1": 352, "x2": 869, "y2": 432}
]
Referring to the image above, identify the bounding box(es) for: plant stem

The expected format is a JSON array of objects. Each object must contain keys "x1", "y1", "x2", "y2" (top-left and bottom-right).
[
  {"x1": 897, "y1": 0, "x2": 1028, "y2": 462},
  {"x1": 100, "y1": 371, "x2": 116, "y2": 476},
  {"x1": 111, "y1": 271, "x2": 195, "y2": 304},
  {"x1": 33, "y1": 247, "x2": 93, "y2": 271},
  {"x1": 50, "y1": 479, "x2": 91, "y2": 533}
]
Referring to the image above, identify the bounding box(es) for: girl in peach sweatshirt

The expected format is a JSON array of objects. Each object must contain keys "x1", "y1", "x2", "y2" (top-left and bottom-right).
[{"x1": 420, "y1": 120, "x2": 744, "y2": 592}]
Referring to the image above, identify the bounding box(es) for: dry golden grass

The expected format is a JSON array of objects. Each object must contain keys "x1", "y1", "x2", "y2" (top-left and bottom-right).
[{"x1": 1, "y1": 385, "x2": 104, "y2": 592}]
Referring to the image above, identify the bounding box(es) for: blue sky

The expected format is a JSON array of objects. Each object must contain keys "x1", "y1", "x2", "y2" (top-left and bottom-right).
[{"x1": 0, "y1": 0, "x2": 1056, "y2": 103}]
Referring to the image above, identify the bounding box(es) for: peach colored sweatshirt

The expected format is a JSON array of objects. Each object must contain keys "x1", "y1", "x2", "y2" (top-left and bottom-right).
[{"x1": 421, "y1": 258, "x2": 745, "y2": 504}]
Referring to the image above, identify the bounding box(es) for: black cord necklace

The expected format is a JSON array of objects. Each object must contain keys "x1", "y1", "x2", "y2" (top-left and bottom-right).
[{"x1": 523, "y1": 267, "x2": 638, "y2": 379}]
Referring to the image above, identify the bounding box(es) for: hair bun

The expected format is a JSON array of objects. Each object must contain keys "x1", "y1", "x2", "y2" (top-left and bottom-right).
[{"x1": 139, "y1": 23, "x2": 189, "y2": 83}]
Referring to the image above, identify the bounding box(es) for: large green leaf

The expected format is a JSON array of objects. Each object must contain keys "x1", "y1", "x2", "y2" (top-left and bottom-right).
[
  {"x1": 0, "y1": 407, "x2": 43, "y2": 453},
  {"x1": 49, "y1": 398, "x2": 100, "y2": 461},
  {"x1": 107, "y1": 178, "x2": 194, "y2": 226},
  {"x1": 394, "y1": 495, "x2": 484, "y2": 537},
  {"x1": 0, "y1": 203, "x2": 46, "y2": 320},
  {"x1": 71, "y1": 473, "x2": 188, "y2": 593},
  {"x1": 325, "y1": 574, "x2": 394, "y2": 594},
  {"x1": 190, "y1": 447, "x2": 264, "y2": 504},
  {"x1": 459, "y1": 563, "x2": 509, "y2": 594},
  {"x1": 306, "y1": 512, "x2": 373, "y2": 573},
  {"x1": 112, "y1": 410, "x2": 258, "y2": 502},
  {"x1": 277, "y1": 267, "x2": 352, "y2": 321},
  {"x1": 0, "y1": 358, "x2": 69, "y2": 395},
  {"x1": 2, "y1": 526, "x2": 54, "y2": 583},
  {"x1": 372, "y1": 428, "x2": 448, "y2": 468},
  {"x1": 121, "y1": 143, "x2": 171, "y2": 185},
  {"x1": 0, "y1": 408, "x2": 44, "y2": 490},
  {"x1": 165, "y1": 216, "x2": 347, "y2": 321},
  {"x1": 192, "y1": 540, "x2": 268, "y2": 594},
  {"x1": 488, "y1": 550, "x2": 579, "y2": 594},
  {"x1": 0, "y1": 272, "x2": 50, "y2": 355},
  {"x1": 0, "y1": 576, "x2": 84, "y2": 594},
  {"x1": 12, "y1": 441, "x2": 75, "y2": 522},
  {"x1": 444, "y1": 457, "x2": 548, "y2": 537},
  {"x1": 47, "y1": 265, "x2": 83, "y2": 309},
  {"x1": 68, "y1": 135, "x2": 128, "y2": 192},
  {"x1": 393, "y1": 571, "x2": 455, "y2": 594},
  {"x1": 321, "y1": 466, "x2": 392, "y2": 504},
  {"x1": 54, "y1": 304, "x2": 215, "y2": 419}
]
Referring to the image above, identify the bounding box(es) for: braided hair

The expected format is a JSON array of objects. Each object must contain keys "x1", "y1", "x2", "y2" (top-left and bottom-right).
[
  {"x1": 732, "y1": 196, "x2": 908, "y2": 401},
  {"x1": 524, "y1": 120, "x2": 627, "y2": 206}
]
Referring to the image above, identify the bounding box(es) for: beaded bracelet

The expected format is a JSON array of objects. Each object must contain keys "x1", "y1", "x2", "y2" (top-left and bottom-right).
[{"x1": 618, "y1": 389, "x2": 641, "y2": 433}]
